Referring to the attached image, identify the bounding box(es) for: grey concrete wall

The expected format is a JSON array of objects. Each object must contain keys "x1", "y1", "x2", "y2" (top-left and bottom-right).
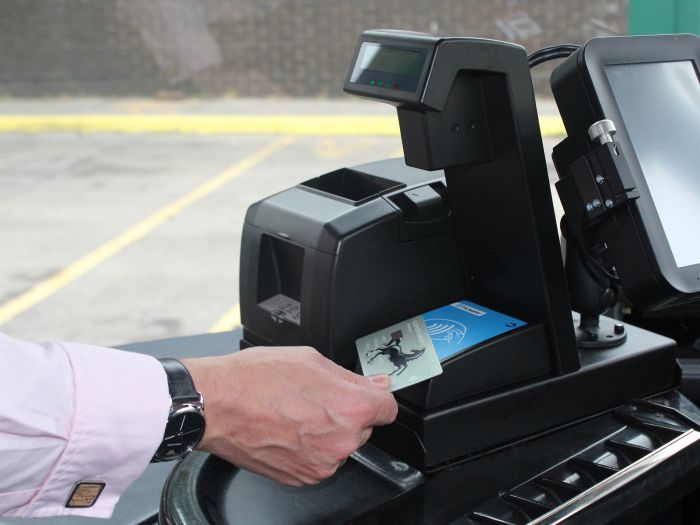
[{"x1": 0, "y1": 0, "x2": 628, "y2": 98}]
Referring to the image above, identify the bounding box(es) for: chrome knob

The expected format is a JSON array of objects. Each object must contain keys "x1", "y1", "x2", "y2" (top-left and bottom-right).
[{"x1": 588, "y1": 119, "x2": 616, "y2": 145}]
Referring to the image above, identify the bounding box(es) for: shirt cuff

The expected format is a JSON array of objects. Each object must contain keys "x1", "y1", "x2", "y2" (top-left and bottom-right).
[{"x1": 14, "y1": 342, "x2": 170, "y2": 519}]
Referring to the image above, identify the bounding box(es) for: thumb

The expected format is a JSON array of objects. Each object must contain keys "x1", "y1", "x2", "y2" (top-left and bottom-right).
[
  {"x1": 343, "y1": 372, "x2": 398, "y2": 426},
  {"x1": 340, "y1": 368, "x2": 392, "y2": 390},
  {"x1": 365, "y1": 374, "x2": 392, "y2": 390}
]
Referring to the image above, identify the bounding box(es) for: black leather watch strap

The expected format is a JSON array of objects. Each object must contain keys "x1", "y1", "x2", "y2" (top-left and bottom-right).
[
  {"x1": 152, "y1": 358, "x2": 205, "y2": 464},
  {"x1": 158, "y1": 358, "x2": 199, "y2": 402}
]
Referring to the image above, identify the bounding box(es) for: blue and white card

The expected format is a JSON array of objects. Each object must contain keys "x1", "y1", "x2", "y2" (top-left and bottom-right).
[
  {"x1": 355, "y1": 300, "x2": 526, "y2": 391},
  {"x1": 423, "y1": 300, "x2": 526, "y2": 361}
]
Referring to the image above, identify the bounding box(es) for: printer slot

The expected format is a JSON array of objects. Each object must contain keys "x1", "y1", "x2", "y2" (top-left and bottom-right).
[{"x1": 301, "y1": 167, "x2": 404, "y2": 205}]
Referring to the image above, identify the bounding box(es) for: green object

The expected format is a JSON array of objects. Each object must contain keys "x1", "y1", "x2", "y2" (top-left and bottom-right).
[
  {"x1": 677, "y1": 0, "x2": 700, "y2": 33},
  {"x1": 629, "y1": 0, "x2": 700, "y2": 35}
]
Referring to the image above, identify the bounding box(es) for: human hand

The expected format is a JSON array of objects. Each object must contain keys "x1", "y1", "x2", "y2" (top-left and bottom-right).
[{"x1": 181, "y1": 346, "x2": 397, "y2": 486}]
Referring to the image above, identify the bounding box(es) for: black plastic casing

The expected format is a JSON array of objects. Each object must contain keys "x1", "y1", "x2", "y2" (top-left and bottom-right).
[
  {"x1": 347, "y1": 31, "x2": 581, "y2": 375},
  {"x1": 239, "y1": 158, "x2": 465, "y2": 366},
  {"x1": 340, "y1": 30, "x2": 678, "y2": 471},
  {"x1": 551, "y1": 34, "x2": 700, "y2": 311},
  {"x1": 239, "y1": 30, "x2": 680, "y2": 472},
  {"x1": 344, "y1": 30, "x2": 438, "y2": 106}
]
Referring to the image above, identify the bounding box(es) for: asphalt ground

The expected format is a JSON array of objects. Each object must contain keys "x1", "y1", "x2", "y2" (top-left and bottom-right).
[{"x1": 0, "y1": 98, "x2": 563, "y2": 348}]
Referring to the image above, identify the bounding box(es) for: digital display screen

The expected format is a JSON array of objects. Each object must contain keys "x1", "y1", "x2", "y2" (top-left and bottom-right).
[
  {"x1": 349, "y1": 42, "x2": 427, "y2": 93},
  {"x1": 606, "y1": 61, "x2": 700, "y2": 269}
]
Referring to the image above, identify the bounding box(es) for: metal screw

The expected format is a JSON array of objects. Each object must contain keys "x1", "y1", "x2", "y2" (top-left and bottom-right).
[
  {"x1": 595, "y1": 175, "x2": 606, "y2": 184},
  {"x1": 586, "y1": 202, "x2": 594, "y2": 212},
  {"x1": 605, "y1": 199, "x2": 614, "y2": 208},
  {"x1": 592, "y1": 199, "x2": 602, "y2": 208}
]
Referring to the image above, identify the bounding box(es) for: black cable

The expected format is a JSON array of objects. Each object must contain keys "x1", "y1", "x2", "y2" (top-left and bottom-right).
[
  {"x1": 580, "y1": 242, "x2": 621, "y2": 284},
  {"x1": 528, "y1": 44, "x2": 580, "y2": 68},
  {"x1": 561, "y1": 217, "x2": 620, "y2": 285}
]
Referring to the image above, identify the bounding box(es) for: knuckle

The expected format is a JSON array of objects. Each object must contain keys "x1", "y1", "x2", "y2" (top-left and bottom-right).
[
  {"x1": 303, "y1": 465, "x2": 331, "y2": 483},
  {"x1": 333, "y1": 440, "x2": 358, "y2": 460},
  {"x1": 304, "y1": 476, "x2": 322, "y2": 486},
  {"x1": 389, "y1": 398, "x2": 399, "y2": 419},
  {"x1": 344, "y1": 398, "x2": 374, "y2": 424},
  {"x1": 316, "y1": 465, "x2": 338, "y2": 480},
  {"x1": 360, "y1": 428, "x2": 373, "y2": 445},
  {"x1": 277, "y1": 474, "x2": 304, "y2": 487},
  {"x1": 336, "y1": 448, "x2": 353, "y2": 462}
]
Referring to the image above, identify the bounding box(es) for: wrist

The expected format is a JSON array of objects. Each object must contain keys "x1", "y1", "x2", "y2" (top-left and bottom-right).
[
  {"x1": 152, "y1": 358, "x2": 206, "y2": 462},
  {"x1": 180, "y1": 356, "x2": 223, "y2": 452}
]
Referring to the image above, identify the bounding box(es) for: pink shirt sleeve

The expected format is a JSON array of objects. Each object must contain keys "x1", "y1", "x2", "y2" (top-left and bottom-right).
[{"x1": 0, "y1": 331, "x2": 171, "y2": 519}]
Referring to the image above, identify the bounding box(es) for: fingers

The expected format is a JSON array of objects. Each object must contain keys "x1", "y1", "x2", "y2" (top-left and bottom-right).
[
  {"x1": 365, "y1": 374, "x2": 392, "y2": 389},
  {"x1": 203, "y1": 345, "x2": 398, "y2": 488},
  {"x1": 359, "y1": 386, "x2": 398, "y2": 426},
  {"x1": 359, "y1": 427, "x2": 373, "y2": 446},
  {"x1": 324, "y1": 363, "x2": 397, "y2": 427},
  {"x1": 337, "y1": 365, "x2": 391, "y2": 388},
  {"x1": 238, "y1": 454, "x2": 338, "y2": 487},
  {"x1": 310, "y1": 354, "x2": 397, "y2": 425}
]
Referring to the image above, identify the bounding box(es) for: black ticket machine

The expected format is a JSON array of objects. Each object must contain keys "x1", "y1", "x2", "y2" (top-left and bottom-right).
[{"x1": 240, "y1": 30, "x2": 688, "y2": 472}]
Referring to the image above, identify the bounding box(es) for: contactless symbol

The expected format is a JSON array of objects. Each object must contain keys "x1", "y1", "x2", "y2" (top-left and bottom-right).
[{"x1": 425, "y1": 319, "x2": 467, "y2": 345}]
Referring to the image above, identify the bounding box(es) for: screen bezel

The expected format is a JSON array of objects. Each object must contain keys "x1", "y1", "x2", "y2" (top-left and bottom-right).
[
  {"x1": 582, "y1": 35, "x2": 700, "y2": 295},
  {"x1": 343, "y1": 32, "x2": 437, "y2": 105}
]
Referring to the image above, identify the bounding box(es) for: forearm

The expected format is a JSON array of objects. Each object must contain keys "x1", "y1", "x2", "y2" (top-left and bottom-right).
[{"x1": 0, "y1": 332, "x2": 170, "y2": 519}]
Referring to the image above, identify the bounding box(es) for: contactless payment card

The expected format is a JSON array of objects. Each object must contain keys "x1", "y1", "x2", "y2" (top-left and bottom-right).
[
  {"x1": 355, "y1": 300, "x2": 526, "y2": 391},
  {"x1": 356, "y1": 321, "x2": 443, "y2": 392},
  {"x1": 425, "y1": 300, "x2": 527, "y2": 361}
]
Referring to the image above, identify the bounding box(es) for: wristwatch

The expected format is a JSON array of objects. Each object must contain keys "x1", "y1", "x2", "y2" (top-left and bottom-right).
[{"x1": 151, "y1": 358, "x2": 206, "y2": 462}]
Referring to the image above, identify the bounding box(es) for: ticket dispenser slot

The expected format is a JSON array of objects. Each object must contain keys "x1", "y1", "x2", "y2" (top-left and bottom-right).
[
  {"x1": 301, "y1": 167, "x2": 404, "y2": 205},
  {"x1": 256, "y1": 234, "x2": 304, "y2": 326}
]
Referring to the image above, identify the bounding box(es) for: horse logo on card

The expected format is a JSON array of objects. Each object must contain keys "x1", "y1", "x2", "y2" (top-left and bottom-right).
[
  {"x1": 425, "y1": 318, "x2": 467, "y2": 345},
  {"x1": 366, "y1": 330, "x2": 426, "y2": 376}
]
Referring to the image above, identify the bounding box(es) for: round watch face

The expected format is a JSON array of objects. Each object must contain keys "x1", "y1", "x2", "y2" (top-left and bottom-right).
[{"x1": 155, "y1": 404, "x2": 205, "y2": 461}]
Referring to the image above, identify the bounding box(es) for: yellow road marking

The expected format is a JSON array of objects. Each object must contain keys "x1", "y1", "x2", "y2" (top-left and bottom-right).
[
  {"x1": 0, "y1": 137, "x2": 295, "y2": 327},
  {"x1": 314, "y1": 138, "x2": 398, "y2": 159},
  {"x1": 0, "y1": 114, "x2": 566, "y2": 137},
  {"x1": 208, "y1": 303, "x2": 241, "y2": 333},
  {"x1": 540, "y1": 116, "x2": 566, "y2": 137},
  {"x1": 0, "y1": 115, "x2": 399, "y2": 136}
]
